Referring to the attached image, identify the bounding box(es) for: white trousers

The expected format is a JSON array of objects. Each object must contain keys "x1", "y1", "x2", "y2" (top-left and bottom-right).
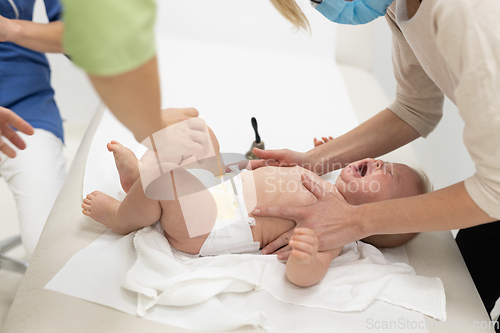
[{"x1": 0, "y1": 129, "x2": 66, "y2": 259}]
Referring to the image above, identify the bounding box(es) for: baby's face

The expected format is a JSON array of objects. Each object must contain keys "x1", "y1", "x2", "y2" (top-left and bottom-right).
[{"x1": 335, "y1": 158, "x2": 422, "y2": 205}]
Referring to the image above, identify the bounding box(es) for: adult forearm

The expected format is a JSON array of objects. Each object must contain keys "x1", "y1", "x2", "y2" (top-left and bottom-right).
[
  {"x1": 359, "y1": 182, "x2": 495, "y2": 237},
  {"x1": 8, "y1": 20, "x2": 64, "y2": 53},
  {"x1": 309, "y1": 109, "x2": 420, "y2": 174},
  {"x1": 89, "y1": 56, "x2": 162, "y2": 142},
  {"x1": 362, "y1": 233, "x2": 418, "y2": 248}
]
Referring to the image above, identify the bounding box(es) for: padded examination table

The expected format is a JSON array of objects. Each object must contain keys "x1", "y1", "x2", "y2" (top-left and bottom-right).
[{"x1": 2, "y1": 64, "x2": 494, "y2": 333}]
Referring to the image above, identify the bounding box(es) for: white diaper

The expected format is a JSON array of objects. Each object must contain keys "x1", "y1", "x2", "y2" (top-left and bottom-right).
[{"x1": 198, "y1": 171, "x2": 260, "y2": 256}]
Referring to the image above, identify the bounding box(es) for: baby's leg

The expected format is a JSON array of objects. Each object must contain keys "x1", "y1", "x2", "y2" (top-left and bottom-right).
[
  {"x1": 107, "y1": 140, "x2": 140, "y2": 193},
  {"x1": 159, "y1": 167, "x2": 218, "y2": 254},
  {"x1": 82, "y1": 176, "x2": 162, "y2": 234}
]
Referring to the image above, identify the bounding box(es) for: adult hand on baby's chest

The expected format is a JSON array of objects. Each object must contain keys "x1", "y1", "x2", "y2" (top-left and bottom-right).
[{"x1": 253, "y1": 174, "x2": 363, "y2": 257}]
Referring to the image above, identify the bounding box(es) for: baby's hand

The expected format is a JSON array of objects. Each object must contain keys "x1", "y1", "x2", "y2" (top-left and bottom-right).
[
  {"x1": 313, "y1": 136, "x2": 334, "y2": 147},
  {"x1": 289, "y1": 228, "x2": 319, "y2": 265}
]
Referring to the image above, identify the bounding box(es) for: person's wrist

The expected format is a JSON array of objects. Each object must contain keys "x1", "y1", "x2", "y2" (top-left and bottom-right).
[
  {"x1": 352, "y1": 204, "x2": 376, "y2": 239},
  {"x1": 305, "y1": 148, "x2": 327, "y2": 175},
  {"x1": 5, "y1": 20, "x2": 21, "y2": 43}
]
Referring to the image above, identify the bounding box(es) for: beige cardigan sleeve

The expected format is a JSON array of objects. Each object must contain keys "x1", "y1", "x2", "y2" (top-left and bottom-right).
[
  {"x1": 431, "y1": 0, "x2": 500, "y2": 219},
  {"x1": 385, "y1": 8, "x2": 445, "y2": 138}
]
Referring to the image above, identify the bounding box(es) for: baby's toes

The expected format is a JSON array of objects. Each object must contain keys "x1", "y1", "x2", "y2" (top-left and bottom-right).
[
  {"x1": 83, "y1": 198, "x2": 91, "y2": 205},
  {"x1": 107, "y1": 141, "x2": 122, "y2": 152},
  {"x1": 82, "y1": 200, "x2": 90, "y2": 207},
  {"x1": 86, "y1": 191, "x2": 100, "y2": 200}
]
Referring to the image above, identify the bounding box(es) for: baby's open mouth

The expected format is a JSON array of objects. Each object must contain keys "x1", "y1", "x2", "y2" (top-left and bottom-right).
[{"x1": 356, "y1": 162, "x2": 368, "y2": 177}]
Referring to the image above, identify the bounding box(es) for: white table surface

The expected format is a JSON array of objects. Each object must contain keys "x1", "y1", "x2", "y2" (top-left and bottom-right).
[{"x1": 2, "y1": 67, "x2": 494, "y2": 333}]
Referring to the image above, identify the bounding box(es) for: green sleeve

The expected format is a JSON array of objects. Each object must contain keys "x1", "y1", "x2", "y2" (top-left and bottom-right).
[{"x1": 61, "y1": 0, "x2": 156, "y2": 76}]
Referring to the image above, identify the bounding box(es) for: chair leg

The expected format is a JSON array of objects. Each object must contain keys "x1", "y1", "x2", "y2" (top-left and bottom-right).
[
  {"x1": 0, "y1": 254, "x2": 28, "y2": 273},
  {"x1": 0, "y1": 235, "x2": 22, "y2": 253},
  {"x1": 0, "y1": 235, "x2": 28, "y2": 273}
]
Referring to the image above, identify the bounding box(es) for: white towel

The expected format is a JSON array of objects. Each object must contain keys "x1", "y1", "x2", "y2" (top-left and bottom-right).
[{"x1": 123, "y1": 223, "x2": 446, "y2": 321}]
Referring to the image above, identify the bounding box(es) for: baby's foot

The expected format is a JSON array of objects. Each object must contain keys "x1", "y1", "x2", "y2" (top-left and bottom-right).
[
  {"x1": 107, "y1": 140, "x2": 139, "y2": 193},
  {"x1": 82, "y1": 191, "x2": 120, "y2": 230}
]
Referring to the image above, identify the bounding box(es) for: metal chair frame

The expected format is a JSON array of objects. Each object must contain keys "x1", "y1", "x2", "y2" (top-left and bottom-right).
[{"x1": 0, "y1": 235, "x2": 28, "y2": 273}]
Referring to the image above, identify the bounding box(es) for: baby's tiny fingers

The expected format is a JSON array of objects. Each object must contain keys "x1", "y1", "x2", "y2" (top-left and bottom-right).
[
  {"x1": 291, "y1": 249, "x2": 310, "y2": 262},
  {"x1": 291, "y1": 234, "x2": 317, "y2": 245},
  {"x1": 313, "y1": 138, "x2": 323, "y2": 147},
  {"x1": 294, "y1": 227, "x2": 316, "y2": 236},
  {"x1": 289, "y1": 239, "x2": 315, "y2": 255}
]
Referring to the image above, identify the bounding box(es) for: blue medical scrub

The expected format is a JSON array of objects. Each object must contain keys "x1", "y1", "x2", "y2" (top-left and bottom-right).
[{"x1": 0, "y1": 0, "x2": 64, "y2": 142}]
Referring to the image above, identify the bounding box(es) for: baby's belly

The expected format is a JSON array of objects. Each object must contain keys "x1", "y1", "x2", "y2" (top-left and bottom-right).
[
  {"x1": 242, "y1": 166, "x2": 318, "y2": 248},
  {"x1": 163, "y1": 166, "x2": 319, "y2": 255}
]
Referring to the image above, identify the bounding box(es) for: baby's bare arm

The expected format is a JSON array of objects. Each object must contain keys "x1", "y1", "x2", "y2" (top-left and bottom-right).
[
  {"x1": 284, "y1": 228, "x2": 340, "y2": 287},
  {"x1": 286, "y1": 248, "x2": 341, "y2": 287}
]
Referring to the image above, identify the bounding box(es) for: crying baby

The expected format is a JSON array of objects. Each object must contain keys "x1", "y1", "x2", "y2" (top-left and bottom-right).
[{"x1": 82, "y1": 125, "x2": 430, "y2": 287}]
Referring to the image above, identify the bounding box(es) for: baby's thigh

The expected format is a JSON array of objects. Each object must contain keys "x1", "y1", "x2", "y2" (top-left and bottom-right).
[{"x1": 159, "y1": 169, "x2": 217, "y2": 254}]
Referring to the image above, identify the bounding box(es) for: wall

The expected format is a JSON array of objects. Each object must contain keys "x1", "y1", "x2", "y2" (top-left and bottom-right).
[{"x1": 371, "y1": 17, "x2": 475, "y2": 190}]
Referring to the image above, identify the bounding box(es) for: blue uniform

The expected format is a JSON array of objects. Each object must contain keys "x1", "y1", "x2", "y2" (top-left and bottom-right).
[{"x1": 0, "y1": 0, "x2": 63, "y2": 142}]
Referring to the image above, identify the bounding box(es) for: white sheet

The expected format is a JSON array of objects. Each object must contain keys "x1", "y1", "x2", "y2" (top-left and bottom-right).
[
  {"x1": 45, "y1": 226, "x2": 441, "y2": 332},
  {"x1": 122, "y1": 223, "x2": 445, "y2": 321}
]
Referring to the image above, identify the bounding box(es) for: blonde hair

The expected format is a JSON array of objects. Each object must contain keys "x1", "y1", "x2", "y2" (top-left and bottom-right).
[
  {"x1": 269, "y1": 0, "x2": 310, "y2": 30},
  {"x1": 409, "y1": 167, "x2": 434, "y2": 194}
]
